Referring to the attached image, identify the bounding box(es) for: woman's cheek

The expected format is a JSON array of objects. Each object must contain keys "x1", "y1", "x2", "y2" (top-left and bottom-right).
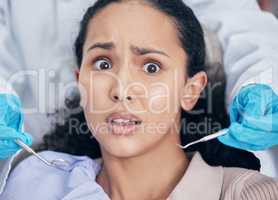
[
  {"x1": 148, "y1": 84, "x2": 173, "y2": 114},
  {"x1": 85, "y1": 73, "x2": 116, "y2": 113}
]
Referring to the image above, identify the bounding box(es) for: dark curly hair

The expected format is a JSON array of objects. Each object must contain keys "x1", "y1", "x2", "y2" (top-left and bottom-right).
[{"x1": 38, "y1": 0, "x2": 260, "y2": 170}]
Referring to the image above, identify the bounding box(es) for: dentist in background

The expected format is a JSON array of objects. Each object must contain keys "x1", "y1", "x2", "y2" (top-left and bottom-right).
[{"x1": 0, "y1": 0, "x2": 277, "y2": 194}]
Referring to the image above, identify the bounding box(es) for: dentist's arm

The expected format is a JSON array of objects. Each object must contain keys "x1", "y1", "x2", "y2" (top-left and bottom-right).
[
  {"x1": 186, "y1": 0, "x2": 278, "y2": 107},
  {"x1": 0, "y1": 0, "x2": 33, "y2": 153},
  {"x1": 185, "y1": 0, "x2": 278, "y2": 150},
  {"x1": 0, "y1": 0, "x2": 32, "y2": 194}
]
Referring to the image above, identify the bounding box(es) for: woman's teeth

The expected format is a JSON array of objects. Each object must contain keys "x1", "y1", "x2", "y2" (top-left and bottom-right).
[
  {"x1": 108, "y1": 118, "x2": 142, "y2": 136},
  {"x1": 111, "y1": 119, "x2": 142, "y2": 125}
]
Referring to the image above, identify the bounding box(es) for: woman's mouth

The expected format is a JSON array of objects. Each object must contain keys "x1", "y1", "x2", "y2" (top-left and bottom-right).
[{"x1": 106, "y1": 113, "x2": 143, "y2": 136}]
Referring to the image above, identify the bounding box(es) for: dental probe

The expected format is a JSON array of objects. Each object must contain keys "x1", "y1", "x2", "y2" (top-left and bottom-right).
[
  {"x1": 177, "y1": 129, "x2": 228, "y2": 149},
  {"x1": 15, "y1": 139, "x2": 70, "y2": 167}
]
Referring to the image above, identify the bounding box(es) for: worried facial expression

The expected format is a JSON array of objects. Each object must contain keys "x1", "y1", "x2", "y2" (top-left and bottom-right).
[{"x1": 78, "y1": 1, "x2": 207, "y2": 158}]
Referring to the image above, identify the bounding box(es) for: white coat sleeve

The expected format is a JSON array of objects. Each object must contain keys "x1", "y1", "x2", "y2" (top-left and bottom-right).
[
  {"x1": 184, "y1": 0, "x2": 278, "y2": 109},
  {"x1": 0, "y1": 0, "x2": 25, "y2": 195},
  {"x1": 0, "y1": 0, "x2": 25, "y2": 87}
]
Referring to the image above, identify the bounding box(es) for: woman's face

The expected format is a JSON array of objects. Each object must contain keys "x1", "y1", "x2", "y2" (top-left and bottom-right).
[{"x1": 78, "y1": 1, "x2": 206, "y2": 158}]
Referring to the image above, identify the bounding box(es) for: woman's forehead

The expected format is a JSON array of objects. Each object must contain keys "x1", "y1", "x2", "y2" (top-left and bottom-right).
[{"x1": 83, "y1": 2, "x2": 182, "y2": 54}]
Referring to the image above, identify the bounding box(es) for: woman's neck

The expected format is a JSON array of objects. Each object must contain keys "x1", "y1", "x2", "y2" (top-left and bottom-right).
[{"x1": 96, "y1": 131, "x2": 189, "y2": 200}]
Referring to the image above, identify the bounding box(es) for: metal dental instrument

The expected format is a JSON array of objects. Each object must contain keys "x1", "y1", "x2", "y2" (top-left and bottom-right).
[
  {"x1": 177, "y1": 129, "x2": 228, "y2": 149},
  {"x1": 15, "y1": 139, "x2": 70, "y2": 167}
]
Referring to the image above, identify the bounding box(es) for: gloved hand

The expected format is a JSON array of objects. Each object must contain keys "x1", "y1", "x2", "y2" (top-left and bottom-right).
[
  {"x1": 0, "y1": 93, "x2": 32, "y2": 159},
  {"x1": 218, "y1": 84, "x2": 278, "y2": 151}
]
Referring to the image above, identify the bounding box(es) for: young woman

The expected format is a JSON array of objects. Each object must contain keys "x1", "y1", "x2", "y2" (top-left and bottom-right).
[{"x1": 1, "y1": 0, "x2": 277, "y2": 199}]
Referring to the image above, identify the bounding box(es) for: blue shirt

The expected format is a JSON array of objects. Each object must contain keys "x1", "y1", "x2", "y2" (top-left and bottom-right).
[
  {"x1": 2, "y1": 150, "x2": 278, "y2": 200},
  {"x1": 0, "y1": 151, "x2": 111, "y2": 200}
]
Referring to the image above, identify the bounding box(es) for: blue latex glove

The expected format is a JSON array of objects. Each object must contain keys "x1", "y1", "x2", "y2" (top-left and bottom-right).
[
  {"x1": 218, "y1": 84, "x2": 278, "y2": 151},
  {"x1": 0, "y1": 93, "x2": 32, "y2": 159}
]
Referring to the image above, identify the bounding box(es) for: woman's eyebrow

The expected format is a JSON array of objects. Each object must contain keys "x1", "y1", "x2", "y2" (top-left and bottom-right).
[
  {"x1": 130, "y1": 45, "x2": 170, "y2": 58},
  {"x1": 87, "y1": 42, "x2": 114, "y2": 52},
  {"x1": 87, "y1": 42, "x2": 170, "y2": 57}
]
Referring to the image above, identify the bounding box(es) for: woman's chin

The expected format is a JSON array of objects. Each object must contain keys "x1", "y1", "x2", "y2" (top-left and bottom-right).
[
  {"x1": 96, "y1": 125, "x2": 169, "y2": 158},
  {"x1": 100, "y1": 137, "x2": 150, "y2": 158}
]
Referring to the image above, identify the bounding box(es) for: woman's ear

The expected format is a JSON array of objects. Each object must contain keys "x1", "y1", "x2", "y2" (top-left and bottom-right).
[
  {"x1": 180, "y1": 71, "x2": 207, "y2": 111},
  {"x1": 75, "y1": 68, "x2": 80, "y2": 81}
]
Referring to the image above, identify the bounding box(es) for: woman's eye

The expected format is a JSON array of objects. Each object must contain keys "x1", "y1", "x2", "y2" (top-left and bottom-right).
[
  {"x1": 93, "y1": 58, "x2": 112, "y2": 70},
  {"x1": 143, "y1": 62, "x2": 161, "y2": 74}
]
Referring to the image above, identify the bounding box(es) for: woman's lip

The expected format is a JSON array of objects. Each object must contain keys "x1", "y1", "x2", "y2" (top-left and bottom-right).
[
  {"x1": 106, "y1": 112, "x2": 142, "y2": 123},
  {"x1": 106, "y1": 112, "x2": 142, "y2": 136},
  {"x1": 108, "y1": 123, "x2": 141, "y2": 136}
]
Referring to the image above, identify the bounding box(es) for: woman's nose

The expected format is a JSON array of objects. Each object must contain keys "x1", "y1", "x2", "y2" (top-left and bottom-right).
[
  {"x1": 110, "y1": 81, "x2": 133, "y2": 103},
  {"x1": 109, "y1": 64, "x2": 134, "y2": 103},
  {"x1": 111, "y1": 94, "x2": 133, "y2": 102}
]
